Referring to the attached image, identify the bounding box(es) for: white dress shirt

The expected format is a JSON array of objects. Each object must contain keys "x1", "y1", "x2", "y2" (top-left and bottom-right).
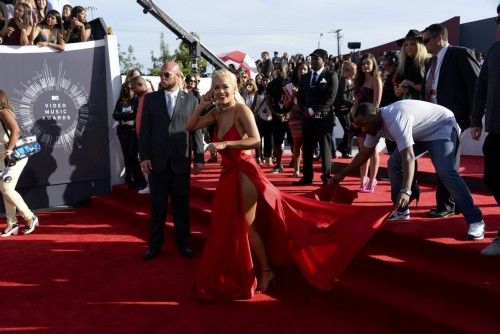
[
  {"x1": 428, "y1": 43, "x2": 449, "y2": 103},
  {"x1": 164, "y1": 89, "x2": 179, "y2": 117},
  {"x1": 308, "y1": 67, "x2": 325, "y2": 116}
]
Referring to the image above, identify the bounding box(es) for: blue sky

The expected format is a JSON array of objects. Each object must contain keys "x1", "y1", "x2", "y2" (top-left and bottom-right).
[{"x1": 77, "y1": 0, "x2": 497, "y2": 71}]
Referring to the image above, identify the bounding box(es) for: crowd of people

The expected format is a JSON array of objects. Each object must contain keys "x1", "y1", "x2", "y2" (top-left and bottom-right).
[
  {"x1": 0, "y1": 0, "x2": 94, "y2": 50},
  {"x1": 1, "y1": 1, "x2": 499, "y2": 302},
  {"x1": 131, "y1": 19, "x2": 499, "y2": 302}
]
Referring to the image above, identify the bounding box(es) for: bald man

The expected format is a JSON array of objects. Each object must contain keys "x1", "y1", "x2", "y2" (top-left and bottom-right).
[{"x1": 139, "y1": 61, "x2": 204, "y2": 259}]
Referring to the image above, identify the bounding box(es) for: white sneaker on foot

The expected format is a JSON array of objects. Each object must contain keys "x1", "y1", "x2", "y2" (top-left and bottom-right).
[
  {"x1": 467, "y1": 221, "x2": 485, "y2": 240},
  {"x1": 387, "y1": 208, "x2": 410, "y2": 221},
  {"x1": 138, "y1": 186, "x2": 150, "y2": 195},
  {"x1": 480, "y1": 236, "x2": 500, "y2": 256}
]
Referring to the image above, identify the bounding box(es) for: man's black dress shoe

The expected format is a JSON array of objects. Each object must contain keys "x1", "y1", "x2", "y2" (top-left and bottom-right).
[
  {"x1": 427, "y1": 208, "x2": 455, "y2": 218},
  {"x1": 178, "y1": 246, "x2": 194, "y2": 258},
  {"x1": 143, "y1": 249, "x2": 160, "y2": 260},
  {"x1": 293, "y1": 178, "x2": 313, "y2": 186},
  {"x1": 321, "y1": 175, "x2": 331, "y2": 185}
]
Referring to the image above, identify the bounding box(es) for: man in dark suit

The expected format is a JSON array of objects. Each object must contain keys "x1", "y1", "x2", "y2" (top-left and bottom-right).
[
  {"x1": 471, "y1": 4, "x2": 500, "y2": 256},
  {"x1": 139, "y1": 61, "x2": 204, "y2": 259},
  {"x1": 294, "y1": 48, "x2": 338, "y2": 185},
  {"x1": 421, "y1": 23, "x2": 480, "y2": 218}
]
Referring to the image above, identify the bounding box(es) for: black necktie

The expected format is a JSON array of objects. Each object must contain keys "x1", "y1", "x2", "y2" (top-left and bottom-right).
[{"x1": 311, "y1": 72, "x2": 318, "y2": 87}]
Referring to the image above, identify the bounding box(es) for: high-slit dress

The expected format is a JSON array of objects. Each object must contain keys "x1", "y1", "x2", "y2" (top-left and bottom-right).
[{"x1": 195, "y1": 108, "x2": 389, "y2": 300}]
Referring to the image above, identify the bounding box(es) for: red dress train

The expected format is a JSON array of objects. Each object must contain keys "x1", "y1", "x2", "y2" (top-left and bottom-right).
[{"x1": 195, "y1": 122, "x2": 389, "y2": 300}]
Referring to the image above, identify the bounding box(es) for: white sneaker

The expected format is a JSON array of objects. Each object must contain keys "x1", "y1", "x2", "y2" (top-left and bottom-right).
[
  {"x1": 138, "y1": 186, "x2": 150, "y2": 195},
  {"x1": 467, "y1": 221, "x2": 485, "y2": 240},
  {"x1": 480, "y1": 237, "x2": 500, "y2": 256},
  {"x1": 387, "y1": 208, "x2": 410, "y2": 221}
]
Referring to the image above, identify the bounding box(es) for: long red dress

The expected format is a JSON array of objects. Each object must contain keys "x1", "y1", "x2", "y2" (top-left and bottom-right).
[{"x1": 195, "y1": 118, "x2": 389, "y2": 300}]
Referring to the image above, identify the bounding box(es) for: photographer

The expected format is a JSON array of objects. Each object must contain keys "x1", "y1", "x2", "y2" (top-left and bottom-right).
[{"x1": 0, "y1": 90, "x2": 39, "y2": 237}]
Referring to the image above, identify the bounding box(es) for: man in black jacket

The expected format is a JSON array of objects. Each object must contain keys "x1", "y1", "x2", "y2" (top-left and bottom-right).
[
  {"x1": 471, "y1": 4, "x2": 500, "y2": 256},
  {"x1": 139, "y1": 61, "x2": 204, "y2": 259},
  {"x1": 421, "y1": 23, "x2": 480, "y2": 218},
  {"x1": 294, "y1": 48, "x2": 338, "y2": 185}
]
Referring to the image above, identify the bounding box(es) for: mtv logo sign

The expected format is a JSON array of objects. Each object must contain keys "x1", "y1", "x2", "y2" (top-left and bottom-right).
[{"x1": 51, "y1": 95, "x2": 60, "y2": 101}]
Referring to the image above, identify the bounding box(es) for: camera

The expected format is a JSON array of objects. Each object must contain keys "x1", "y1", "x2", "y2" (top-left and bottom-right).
[
  {"x1": 0, "y1": 167, "x2": 12, "y2": 183},
  {"x1": 1, "y1": 158, "x2": 16, "y2": 183}
]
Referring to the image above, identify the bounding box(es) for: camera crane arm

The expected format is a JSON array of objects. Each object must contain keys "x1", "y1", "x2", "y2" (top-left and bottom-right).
[{"x1": 136, "y1": 0, "x2": 228, "y2": 72}]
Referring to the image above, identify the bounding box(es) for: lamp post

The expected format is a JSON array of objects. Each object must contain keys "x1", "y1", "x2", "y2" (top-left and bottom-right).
[
  {"x1": 328, "y1": 29, "x2": 342, "y2": 57},
  {"x1": 318, "y1": 33, "x2": 324, "y2": 49}
]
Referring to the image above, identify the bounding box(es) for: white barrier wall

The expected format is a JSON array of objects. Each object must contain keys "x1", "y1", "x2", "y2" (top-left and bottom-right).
[{"x1": 0, "y1": 38, "x2": 120, "y2": 208}]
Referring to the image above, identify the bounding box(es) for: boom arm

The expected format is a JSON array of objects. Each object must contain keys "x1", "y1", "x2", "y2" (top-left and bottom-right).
[{"x1": 136, "y1": 0, "x2": 228, "y2": 71}]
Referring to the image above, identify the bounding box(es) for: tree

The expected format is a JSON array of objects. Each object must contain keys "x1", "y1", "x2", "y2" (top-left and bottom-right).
[
  {"x1": 174, "y1": 32, "x2": 209, "y2": 76},
  {"x1": 118, "y1": 44, "x2": 143, "y2": 75},
  {"x1": 148, "y1": 33, "x2": 174, "y2": 76},
  {"x1": 149, "y1": 32, "x2": 209, "y2": 76}
]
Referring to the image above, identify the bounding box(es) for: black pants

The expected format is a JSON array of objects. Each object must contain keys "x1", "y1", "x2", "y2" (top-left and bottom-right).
[
  {"x1": 272, "y1": 119, "x2": 289, "y2": 164},
  {"x1": 257, "y1": 119, "x2": 273, "y2": 159},
  {"x1": 117, "y1": 124, "x2": 146, "y2": 188},
  {"x1": 302, "y1": 115, "x2": 334, "y2": 182},
  {"x1": 148, "y1": 167, "x2": 190, "y2": 251},
  {"x1": 483, "y1": 133, "x2": 500, "y2": 237},
  {"x1": 336, "y1": 112, "x2": 352, "y2": 155},
  {"x1": 483, "y1": 133, "x2": 500, "y2": 204}
]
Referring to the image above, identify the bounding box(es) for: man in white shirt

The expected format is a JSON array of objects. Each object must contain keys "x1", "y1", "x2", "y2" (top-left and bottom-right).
[{"x1": 332, "y1": 100, "x2": 485, "y2": 240}]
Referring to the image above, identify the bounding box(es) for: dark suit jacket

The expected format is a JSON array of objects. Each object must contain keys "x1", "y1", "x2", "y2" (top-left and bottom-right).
[
  {"x1": 422, "y1": 46, "x2": 480, "y2": 130},
  {"x1": 472, "y1": 41, "x2": 500, "y2": 134},
  {"x1": 139, "y1": 89, "x2": 204, "y2": 174},
  {"x1": 297, "y1": 69, "x2": 339, "y2": 117}
]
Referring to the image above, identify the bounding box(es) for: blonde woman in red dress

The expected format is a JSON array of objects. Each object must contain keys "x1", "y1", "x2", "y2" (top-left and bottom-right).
[{"x1": 186, "y1": 69, "x2": 389, "y2": 300}]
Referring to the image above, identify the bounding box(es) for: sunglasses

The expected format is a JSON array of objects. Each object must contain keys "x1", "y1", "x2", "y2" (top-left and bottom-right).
[
  {"x1": 160, "y1": 72, "x2": 176, "y2": 78},
  {"x1": 422, "y1": 34, "x2": 440, "y2": 45},
  {"x1": 188, "y1": 79, "x2": 199, "y2": 83}
]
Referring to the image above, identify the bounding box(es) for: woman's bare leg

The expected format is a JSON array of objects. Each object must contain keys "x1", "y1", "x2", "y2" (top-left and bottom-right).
[
  {"x1": 240, "y1": 172, "x2": 269, "y2": 269},
  {"x1": 292, "y1": 136, "x2": 302, "y2": 176},
  {"x1": 368, "y1": 150, "x2": 380, "y2": 188},
  {"x1": 240, "y1": 172, "x2": 274, "y2": 291},
  {"x1": 358, "y1": 137, "x2": 369, "y2": 187}
]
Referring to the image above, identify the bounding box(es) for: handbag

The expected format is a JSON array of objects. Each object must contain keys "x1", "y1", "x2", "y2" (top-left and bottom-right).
[
  {"x1": 1, "y1": 120, "x2": 41, "y2": 161},
  {"x1": 12, "y1": 135, "x2": 41, "y2": 161}
]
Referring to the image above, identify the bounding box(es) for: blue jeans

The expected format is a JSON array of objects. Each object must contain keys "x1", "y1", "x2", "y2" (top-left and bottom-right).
[{"x1": 388, "y1": 129, "x2": 482, "y2": 224}]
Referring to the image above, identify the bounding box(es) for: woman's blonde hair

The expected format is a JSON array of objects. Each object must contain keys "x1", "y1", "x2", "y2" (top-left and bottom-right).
[
  {"x1": 211, "y1": 69, "x2": 244, "y2": 103},
  {"x1": 397, "y1": 40, "x2": 431, "y2": 77},
  {"x1": 16, "y1": 2, "x2": 33, "y2": 27},
  {"x1": 245, "y1": 78, "x2": 258, "y2": 94},
  {"x1": 0, "y1": 90, "x2": 16, "y2": 118}
]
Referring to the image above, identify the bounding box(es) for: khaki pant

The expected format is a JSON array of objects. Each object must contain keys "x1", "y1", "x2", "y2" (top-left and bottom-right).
[{"x1": 0, "y1": 157, "x2": 33, "y2": 225}]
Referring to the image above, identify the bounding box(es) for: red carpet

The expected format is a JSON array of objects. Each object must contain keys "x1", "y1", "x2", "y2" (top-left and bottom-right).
[{"x1": 1, "y1": 154, "x2": 499, "y2": 333}]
